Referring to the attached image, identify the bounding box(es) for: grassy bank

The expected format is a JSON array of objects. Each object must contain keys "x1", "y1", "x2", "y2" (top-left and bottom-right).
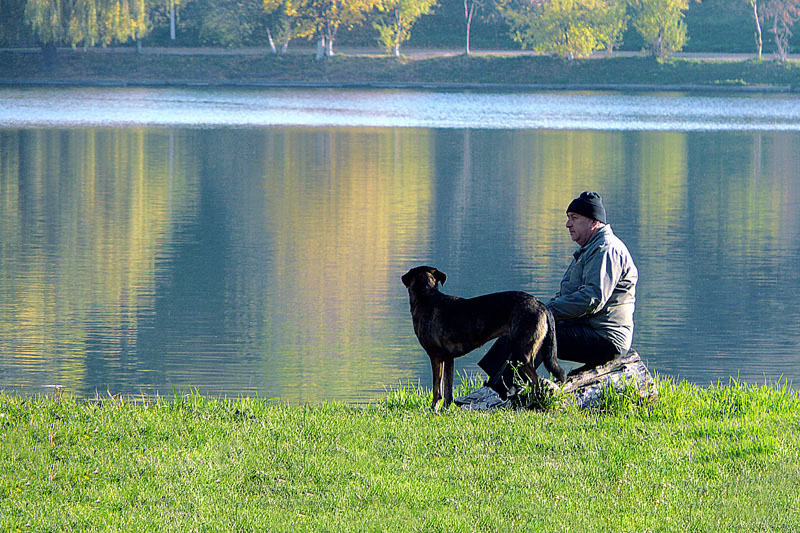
[
  {"x1": 2, "y1": 377, "x2": 799, "y2": 531},
  {"x1": 2, "y1": 51, "x2": 800, "y2": 90}
]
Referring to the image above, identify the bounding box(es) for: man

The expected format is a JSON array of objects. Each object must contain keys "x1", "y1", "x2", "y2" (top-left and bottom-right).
[
  {"x1": 479, "y1": 191, "x2": 637, "y2": 397},
  {"x1": 547, "y1": 191, "x2": 638, "y2": 371}
]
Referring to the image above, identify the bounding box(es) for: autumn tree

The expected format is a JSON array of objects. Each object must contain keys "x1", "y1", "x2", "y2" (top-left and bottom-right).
[
  {"x1": 499, "y1": 0, "x2": 628, "y2": 60},
  {"x1": 263, "y1": 0, "x2": 307, "y2": 53},
  {"x1": 599, "y1": 0, "x2": 628, "y2": 55},
  {"x1": 761, "y1": 0, "x2": 800, "y2": 60},
  {"x1": 287, "y1": 0, "x2": 382, "y2": 58},
  {"x1": 373, "y1": 0, "x2": 437, "y2": 56},
  {"x1": 24, "y1": 0, "x2": 149, "y2": 60},
  {"x1": 629, "y1": 0, "x2": 695, "y2": 58}
]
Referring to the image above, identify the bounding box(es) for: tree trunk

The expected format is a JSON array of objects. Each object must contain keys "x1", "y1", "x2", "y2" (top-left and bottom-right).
[
  {"x1": 281, "y1": 39, "x2": 289, "y2": 54},
  {"x1": 315, "y1": 37, "x2": 325, "y2": 60},
  {"x1": 464, "y1": 0, "x2": 473, "y2": 56},
  {"x1": 752, "y1": 2, "x2": 762, "y2": 59},
  {"x1": 326, "y1": 37, "x2": 334, "y2": 57},
  {"x1": 773, "y1": 18, "x2": 787, "y2": 62},
  {"x1": 394, "y1": 10, "x2": 402, "y2": 58},
  {"x1": 170, "y1": 0, "x2": 176, "y2": 41},
  {"x1": 565, "y1": 28, "x2": 573, "y2": 61},
  {"x1": 267, "y1": 28, "x2": 277, "y2": 55}
]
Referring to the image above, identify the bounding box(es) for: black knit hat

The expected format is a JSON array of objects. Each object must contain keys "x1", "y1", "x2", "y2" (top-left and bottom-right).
[{"x1": 566, "y1": 191, "x2": 607, "y2": 224}]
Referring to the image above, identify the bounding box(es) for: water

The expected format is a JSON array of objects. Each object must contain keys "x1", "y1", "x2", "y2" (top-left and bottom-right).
[
  {"x1": 1, "y1": 87, "x2": 799, "y2": 402},
  {"x1": 3, "y1": 87, "x2": 800, "y2": 130}
]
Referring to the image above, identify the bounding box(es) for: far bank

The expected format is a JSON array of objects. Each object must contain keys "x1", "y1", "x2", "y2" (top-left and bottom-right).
[{"x1": 2, "y1": 50, "x2": 799, "y2": 91}]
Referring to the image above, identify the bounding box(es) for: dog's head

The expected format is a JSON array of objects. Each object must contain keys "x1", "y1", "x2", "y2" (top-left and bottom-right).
[{"x1": 401, "y1": 266, "x2": 446, "y2": 292}]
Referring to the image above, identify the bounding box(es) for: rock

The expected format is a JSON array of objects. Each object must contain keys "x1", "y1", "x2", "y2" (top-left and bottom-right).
[
  {"x1": 559, "y1": 350, "x2": 657, "y2": 409},
  {"x1": 454, "y1": 350, "x2": 657, "y2": 411}
]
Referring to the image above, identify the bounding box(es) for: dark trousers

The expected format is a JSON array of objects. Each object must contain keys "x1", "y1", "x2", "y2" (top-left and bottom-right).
[
  {"x1": 477, "y1": 320, "x2": 621, "y2": 381},
  {"x1": 555, "y1": 321, "x2": 621, "y2": 367}
]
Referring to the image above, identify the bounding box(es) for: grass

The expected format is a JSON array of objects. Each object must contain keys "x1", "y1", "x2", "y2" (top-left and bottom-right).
[
  {"x1": 2, "y1": 50, "x2": 800, "y2": 89},
  {"x1": 1, "y1": 376, "x2": 799, "y2": 531}
]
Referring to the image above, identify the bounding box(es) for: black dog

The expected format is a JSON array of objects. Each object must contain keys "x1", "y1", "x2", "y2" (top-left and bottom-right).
[{"x1": 401, "y1": 266, "x2": 565, "y2": 410}]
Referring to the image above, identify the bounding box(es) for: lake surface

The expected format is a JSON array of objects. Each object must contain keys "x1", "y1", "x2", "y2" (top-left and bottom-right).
[{"x1": 1, "y1": 87, "x2": 799, "y2": 402}]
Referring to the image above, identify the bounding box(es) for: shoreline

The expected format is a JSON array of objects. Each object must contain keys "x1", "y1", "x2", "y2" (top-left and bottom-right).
[{"x1": 2, "y1": 78, "x2": 796, "y2": 93}]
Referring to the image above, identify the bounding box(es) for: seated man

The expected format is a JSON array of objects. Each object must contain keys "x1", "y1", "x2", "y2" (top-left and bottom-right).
[{"x1": 479, "y1": 191, "x2": 638, "y2": 397}]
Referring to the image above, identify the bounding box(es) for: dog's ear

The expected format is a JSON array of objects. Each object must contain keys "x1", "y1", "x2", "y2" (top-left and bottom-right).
[
  {"x1": 401, "y1": 270, "x2": 412, "y2": 287},
  {"x1": 432, "y1": 269, "x2": 446, "y2": 287}
]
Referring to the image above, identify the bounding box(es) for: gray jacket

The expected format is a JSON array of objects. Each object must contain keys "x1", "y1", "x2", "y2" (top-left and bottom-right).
[{"x1": 547, "y1": 225, "x2": 638, "y2": 353}]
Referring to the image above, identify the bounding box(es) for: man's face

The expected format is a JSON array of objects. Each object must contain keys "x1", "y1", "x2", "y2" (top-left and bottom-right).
[{"x1": 566, "y1": 212, "x2": 599, "y2": 246}]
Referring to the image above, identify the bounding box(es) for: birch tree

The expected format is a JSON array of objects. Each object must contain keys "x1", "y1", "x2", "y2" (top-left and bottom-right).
[
  {"x1": 288, "y1": 0, "x2": 382, "y2": 58},
  {"x1": 463, "y1": 0, "x2": 480, "y2": 54},
  {"x1": 373, "y1": 0, "x2": 437, "y2": 56},
  {"x1": 748, "y1": 0, "x2": 763, "y2": 58},
  {"x1": 263, "y1": 0, "x2": 304, "y2": 53}
]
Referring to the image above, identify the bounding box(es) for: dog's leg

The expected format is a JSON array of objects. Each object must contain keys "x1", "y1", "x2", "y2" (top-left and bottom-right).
[
  {"x1": 430, "y1": 355, "x2": 445, "y2": 411},
  {"x1": 443, "y1": 358, "x2": 455, "y2": 408}
]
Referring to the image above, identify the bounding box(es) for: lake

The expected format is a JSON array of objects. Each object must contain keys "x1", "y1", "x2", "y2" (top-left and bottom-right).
[{"x1": 1, "y1": 87, "x2": 799, "y2": 402}]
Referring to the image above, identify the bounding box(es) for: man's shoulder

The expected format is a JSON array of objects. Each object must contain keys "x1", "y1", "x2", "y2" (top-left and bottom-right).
[{"x1": 593, "y1": 226, "x2": 634, "y2": 258}]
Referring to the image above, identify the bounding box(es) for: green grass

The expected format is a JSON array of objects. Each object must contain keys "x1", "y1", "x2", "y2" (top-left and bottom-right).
[
  {"x1": 2, "y1": 377, "x2": 799, "y2": 531},
  {"x1": 2, "y1": 51, "x2": 800, "y2": 89}
]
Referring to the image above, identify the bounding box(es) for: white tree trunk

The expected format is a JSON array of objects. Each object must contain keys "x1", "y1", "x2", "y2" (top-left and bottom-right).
[
  {"x1": 464, "y1": 0, "x2": 474, "y2": 56},
  {"x1": 752, "y1": 2, "x2": 763, "y2": 59},
  {"x1": 267, "y1": 28, "x2": 277, "y2": 55},
  {"x1": 315, "y1": 37, "x2": 325, "y2": 60},
  {"x1": 170, "y1": 0, "x2": 176, "y2": 41}
]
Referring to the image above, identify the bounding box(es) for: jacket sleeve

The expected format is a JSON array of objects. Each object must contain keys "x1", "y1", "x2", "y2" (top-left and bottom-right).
[{"x1": 547, "y1": 246, "x2": 621, "y2": 321}]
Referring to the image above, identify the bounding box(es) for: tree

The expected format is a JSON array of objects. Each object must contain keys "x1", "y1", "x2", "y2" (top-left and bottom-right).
[
  {"x1": 24, "y1": 0, "x2": 150, "y2": 60},
  {"x1": 23, "y1": 0, "x2": 67, "y2": 57},
  {"x1": 748, "y1": 0, "x2": 763, "y2": 58},
  {"x1": 598, "y1": 0, "x2": 628, "y2": 55},
  {"x1": 263, "y1": 0, "x2": 306, "y2": 53},
  {"x1": 761, "y1": 0, "x2": 800, "y2": 60},
  {"x1": 373, "y1": 0, "x2": 437, "y2": 56},
  {"x1": 629, "y1": 0, "x2": 695, "y2": 58},
  {"x1": 499, "y1": 0, "x2": 628, "y2": 60},
  {"x1": 463, "y1": 0, "x2": 480, "y2": 54},
  {"x1": 197, "y1": 0, "x2": 265, "y2": 47},
  {"x1": 99, "y1": 0, "x2": 149, "y2": 49},
  {"x1": 287, "y1": 0, "x2": 382, "y2": 58}
]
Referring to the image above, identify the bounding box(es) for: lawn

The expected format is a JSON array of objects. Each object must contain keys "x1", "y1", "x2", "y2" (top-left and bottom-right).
[{"x1": 2, "y1": 377, "x2": 798, "y2": 531}]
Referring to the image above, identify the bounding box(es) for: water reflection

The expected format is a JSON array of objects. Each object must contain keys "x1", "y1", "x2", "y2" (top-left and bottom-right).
[{"x1": 1, "y1": 124, "x2": 799, "y2": 401}]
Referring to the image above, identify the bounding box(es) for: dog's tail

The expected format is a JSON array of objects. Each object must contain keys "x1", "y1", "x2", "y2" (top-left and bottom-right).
[{"x1": 542, "y1": 310, "x2": 566, "y2": 383}]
